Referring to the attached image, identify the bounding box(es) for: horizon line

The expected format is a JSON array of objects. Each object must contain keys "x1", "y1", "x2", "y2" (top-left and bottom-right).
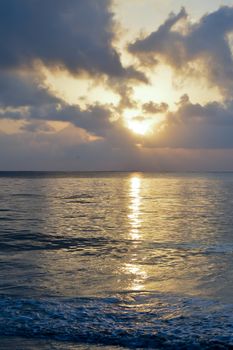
[{"x1": 0, "y1": 170, "x2": 233, "y2": 174}]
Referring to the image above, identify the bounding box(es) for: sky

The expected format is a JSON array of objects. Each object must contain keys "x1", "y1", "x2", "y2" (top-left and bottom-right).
[{"x1": 1, "y1": 0, "x2": 233, "y2": 171}]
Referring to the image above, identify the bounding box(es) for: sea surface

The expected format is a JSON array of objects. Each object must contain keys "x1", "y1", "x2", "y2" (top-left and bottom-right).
[{"x1": 1, "y1": 172, "x2": 233, "y2": 349}]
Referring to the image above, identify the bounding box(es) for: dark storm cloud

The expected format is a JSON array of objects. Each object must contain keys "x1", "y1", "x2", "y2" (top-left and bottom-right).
[
  {"x1": 129, "y1": 6, "x2": 233, "y2": 95},
  {"x1": 0, "y1": 0, "x2": 142, "y2": 79},
  {"x1": 0, "y1": 71, "x2": 60, "y2": 107}
]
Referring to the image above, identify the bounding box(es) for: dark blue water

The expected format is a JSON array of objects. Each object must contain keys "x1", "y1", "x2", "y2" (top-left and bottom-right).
[{"x1": 1, "y1": 172, "x2": 233, "y2": 349}]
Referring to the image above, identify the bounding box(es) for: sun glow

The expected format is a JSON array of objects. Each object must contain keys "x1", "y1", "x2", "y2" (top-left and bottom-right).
[
  {"x1": 123, "y1": 108, "x2": 153, "y2": 136},
  {"x1": 127, "y1": 119, "x2": 152, "y2": 135},
  {"x1": 124, "y1": 109, "x2": 165, "y2": 136}
]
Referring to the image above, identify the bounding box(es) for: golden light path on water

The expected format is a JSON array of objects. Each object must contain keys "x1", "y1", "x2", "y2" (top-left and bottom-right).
[
  {"x1": 125, "y1": 174, "x2": 147, "y2": 291},
  {"x1": 128, "y1": 175, "x2": 141, "y2": 241},
  {"x1": 25, "y1": 174, "x2": 221, "y2": 299}
]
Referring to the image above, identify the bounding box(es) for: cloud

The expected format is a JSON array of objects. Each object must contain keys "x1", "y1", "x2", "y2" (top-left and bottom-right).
[
  {"x1": 143, "y1": 101, "x2": 169, "y2": 114},
  {"x1": 0, "y1": 103, "x2": 118, "y2": 137},
  {"x1": 0, "y1": 122, "x2": 142, "y2": 171},
  {"x1": 129, "y1": 7, "x2": 188, "y2": 67},
  {"x1": 1, "y1": 2, "x2": 233, "y2": 171},
  {"x1": 0, "y1": 70, "x2": 134, "y2": 142},
  {"x1": 0, "y1": 73, "x2": 123, "y2": 138},
  {"x1": 0, "y1": 0, "x2": 148, "y2": 143},
  {"x1": 2, "y1": 126, "x2": 233, "y2": 171},
  {"x1": 20, "y1": 120, "x2": 55, "y2": 133},
  {"x1": 129, "y1": 6, "x2": 233, "y2": 96},
  {"x1": 142, "y1": 96, "x2": 233, "y2": 149},
  {"x1": 0, "y1": 71, "x2": 60, "y2": 107},
  {"x1": 0, "y1": 0, "x2": 144, "y2": 80}
]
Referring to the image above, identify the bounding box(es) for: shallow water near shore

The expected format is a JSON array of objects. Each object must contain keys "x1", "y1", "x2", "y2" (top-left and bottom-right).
[
  {"x1": 0, "y1": 337, "x2": 123, "y2": 350},
  {"x1": 1, "y1": 172, "x2": 233, "y2": 349}
]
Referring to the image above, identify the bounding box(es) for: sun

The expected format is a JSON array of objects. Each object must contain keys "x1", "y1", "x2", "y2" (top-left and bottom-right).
[
  {"x1": 127, "y1": 119, "x2": 151, "y2": 135},
  {"x1": 123, "y1": 107, "x2": 165, "y2": 136},
  {"x1": 123, "y1": 108, "x2": 152, "y2": 136}
]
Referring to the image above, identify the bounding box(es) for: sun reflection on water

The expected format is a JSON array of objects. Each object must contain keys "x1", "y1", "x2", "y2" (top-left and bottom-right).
[
  {"x1": 128, "y1": 175, "x2": 142, "y2": 241},
  {"x1": 125, "y1": 174, "x2": 147, "y2": 291}
]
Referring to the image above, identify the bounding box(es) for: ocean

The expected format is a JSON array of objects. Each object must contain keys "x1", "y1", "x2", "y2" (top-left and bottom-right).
[{"x1": 0, "y1": 172, "x2": 233, "y2": 349}]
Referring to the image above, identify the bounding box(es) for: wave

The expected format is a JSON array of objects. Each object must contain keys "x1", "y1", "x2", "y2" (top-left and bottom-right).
[
  {"x1": 0, "y1": 293, "x2": 233, "y2": 348},
  {"x1": 1, "y1": 228, "x2": 233, "y2": 260}
]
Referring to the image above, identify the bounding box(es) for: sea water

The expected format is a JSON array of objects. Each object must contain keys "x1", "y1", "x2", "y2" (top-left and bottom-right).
[{"x1": 0, "y1": 172, "x2": 233, "y2": 349}]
